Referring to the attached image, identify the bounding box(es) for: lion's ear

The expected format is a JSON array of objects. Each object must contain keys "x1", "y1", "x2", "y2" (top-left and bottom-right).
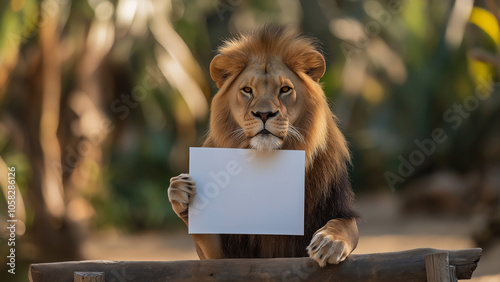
[
  {"x1": 210, "y1": 54, "x2": 231, "y2": 88},
  {"x1": 303, "y1": 51, "x2": 326, "y2": 82}
]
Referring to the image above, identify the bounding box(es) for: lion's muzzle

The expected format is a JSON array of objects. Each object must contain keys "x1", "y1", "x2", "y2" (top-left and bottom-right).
[{"x1": 251, "y1": 110, "x2": 279, "y2": 123}]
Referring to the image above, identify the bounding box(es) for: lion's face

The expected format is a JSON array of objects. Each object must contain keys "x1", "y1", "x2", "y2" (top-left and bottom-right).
[
  {"x1": 227, "y1": 59, "x2": 305, "y2": 150},
  {"x1": 207, "y1": 27, "x2": 334, "y2": 158}
]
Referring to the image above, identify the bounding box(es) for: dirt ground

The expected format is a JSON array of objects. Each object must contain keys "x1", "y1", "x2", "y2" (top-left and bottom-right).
[{"x1": 82, "y1": 193, "x2": 500, "y2": 281}]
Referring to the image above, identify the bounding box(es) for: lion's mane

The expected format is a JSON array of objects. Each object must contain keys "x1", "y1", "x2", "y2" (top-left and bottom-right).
[{"x1": 203, "y1": 26, "x2": 357, "y2": 258}]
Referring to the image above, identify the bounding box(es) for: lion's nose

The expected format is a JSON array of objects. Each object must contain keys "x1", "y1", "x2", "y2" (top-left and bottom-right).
[{"x1": 252, "y1": 111, "x2": 279, "y2": 122}]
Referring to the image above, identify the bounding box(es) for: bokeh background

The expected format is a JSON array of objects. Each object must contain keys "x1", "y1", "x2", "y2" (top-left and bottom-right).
[{"x1": 1, "y1": 0, "x2": 500, "y2": 281}]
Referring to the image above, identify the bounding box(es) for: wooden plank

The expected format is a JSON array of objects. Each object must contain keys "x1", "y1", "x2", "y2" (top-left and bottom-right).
[
  {"x1": 28, "y1": 248, "x2": 481, "y2": 282},
  {"x1": 425, "y1": 252, "x2": 450, "y2": 282},
  {"x1": 74, "y1": 272, "x2": 105, "y2": 282},
  {"x1": 449, "y1": 265, "x2": 458, "y2": 282}
]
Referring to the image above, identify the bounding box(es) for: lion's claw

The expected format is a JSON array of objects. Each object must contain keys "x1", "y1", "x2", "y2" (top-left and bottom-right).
[
  {"x1": 307, "y1": 231, "x2": 350, "y2": 267},
  {"x1": 168, "y1": 173, "x2": 197, "y2": 219}
]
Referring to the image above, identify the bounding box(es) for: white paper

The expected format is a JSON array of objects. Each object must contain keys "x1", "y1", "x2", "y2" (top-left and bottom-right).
[{"x1": 188, "y1": 148, "x2": 305, "y2": 235}]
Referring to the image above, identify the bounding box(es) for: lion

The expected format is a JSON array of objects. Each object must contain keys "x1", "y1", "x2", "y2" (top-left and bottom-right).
[{"x1": 168, "y1": 26, "x2": 359, "y2": 267}]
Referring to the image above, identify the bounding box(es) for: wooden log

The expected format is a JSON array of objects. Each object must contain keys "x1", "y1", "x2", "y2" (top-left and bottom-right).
[
  {"x1": 28, "y1": 248, "x2": 481, "y2": 282},
  {"x1": 425, "y1": 252, "x2": 451, "y2": 282},
  {"x1": 449, "y1": 265, "x2": 458, "y2": 282},
  {"x1": 74, "y1": 272, "x2": 105, "y2": 282}
]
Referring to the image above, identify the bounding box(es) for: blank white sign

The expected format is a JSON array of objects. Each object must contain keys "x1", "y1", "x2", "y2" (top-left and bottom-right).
[{"x1": 188, "y1": 148, "x2": 305, "y2": 235}]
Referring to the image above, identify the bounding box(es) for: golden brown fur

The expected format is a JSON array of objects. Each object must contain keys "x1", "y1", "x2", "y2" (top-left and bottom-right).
[
  {"x1": 168, "y1": 26, "x2": 358, "y2": 266},
  {"x1": 206, "y1": 26, "x2": 351, "y2": 214}
]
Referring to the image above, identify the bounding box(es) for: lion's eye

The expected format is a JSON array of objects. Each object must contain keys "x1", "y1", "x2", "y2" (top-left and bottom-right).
[
  {"x1": 242, "y1": 87, "x2": 253, "y2": 94},
  {"x1": 280, "y1": 86, "x2": 291, "y2": 93}
]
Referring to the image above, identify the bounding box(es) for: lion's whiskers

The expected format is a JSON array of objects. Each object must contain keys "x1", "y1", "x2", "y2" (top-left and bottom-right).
[
  {"x1": 286, "y1": 124, "x2": 305, "y2": 144},
  {"x1": 229, "y1": 128, "x2": 246, "y2": 141}
]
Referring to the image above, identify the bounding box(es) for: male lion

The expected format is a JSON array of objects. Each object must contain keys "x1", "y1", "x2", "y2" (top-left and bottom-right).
[{"x1": 168, "y1": 26, "x2": 358, "y2": 266}]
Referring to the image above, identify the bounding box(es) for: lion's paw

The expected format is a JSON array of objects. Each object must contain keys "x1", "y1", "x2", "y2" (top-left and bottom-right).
[
  {"x1": 167, "y1": 173, "x2": 197, "y2": 219},
  {"x1": 306, "y1": 231, "x2": 350, "y2": 267}
]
